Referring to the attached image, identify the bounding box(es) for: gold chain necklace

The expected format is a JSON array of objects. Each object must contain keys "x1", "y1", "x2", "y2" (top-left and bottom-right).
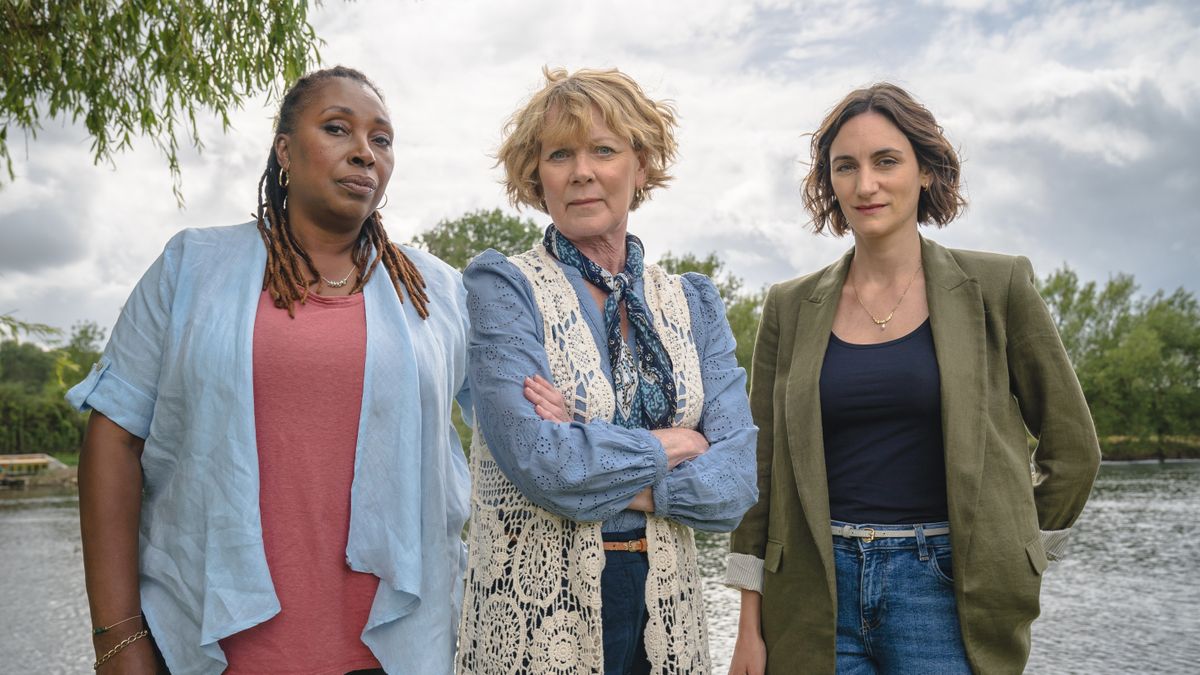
[
  {"x1": 850, "y1": 263, "x2": 923, "y2": 331},
  {"x1": 321, "y1": 265, "x2": 357, "y2": 289}
]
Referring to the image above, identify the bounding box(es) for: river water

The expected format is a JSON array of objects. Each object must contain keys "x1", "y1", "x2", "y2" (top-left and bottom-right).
[{"x1": 2, "y1": 461, "x2": 1197, "y2": 673}]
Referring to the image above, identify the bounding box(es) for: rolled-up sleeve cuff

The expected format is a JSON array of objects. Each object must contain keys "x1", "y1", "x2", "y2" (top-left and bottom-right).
[
  {"x1": 1041, "y1": 528, "x2": 1073, "y2": 562},
  {"x1": 724, "y1": 552, "x2": 764, "y2": 592},
  {"x1": 65, "y1": 357, "x2": 155, "y2": 439}
]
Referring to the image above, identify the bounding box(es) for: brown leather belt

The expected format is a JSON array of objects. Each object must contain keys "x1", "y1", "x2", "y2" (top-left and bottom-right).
[{"x1": 602, "y1": 537, "x2": 648, "y2": 553}]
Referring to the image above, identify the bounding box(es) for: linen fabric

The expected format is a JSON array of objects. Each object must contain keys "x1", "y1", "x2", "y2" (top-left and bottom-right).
[
  {"x1": 219, "y1": 290, "x2": 380, "y2": 674},
  {"x1": 727, "y1": 237, "x2": 1101, "y2": 674},
  {"x1": 66, "y1": 222, "x2": 472, "y2": 674},
  {"x1": 543, "y1": 225, "x2": 677, "y2": 430},
  {"x1": 463, "y1": 248, "x2": 758, "y2": 533}
]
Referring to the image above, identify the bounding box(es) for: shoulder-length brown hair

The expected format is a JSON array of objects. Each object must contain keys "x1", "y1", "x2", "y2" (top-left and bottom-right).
[{"x1": 802, "y1": 82, "x2": 966, "y2": 236}]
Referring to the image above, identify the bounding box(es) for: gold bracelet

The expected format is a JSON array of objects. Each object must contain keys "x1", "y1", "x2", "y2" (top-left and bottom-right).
[{"x1": 93, "y1": 629, "x2": 149, "y2": 671}]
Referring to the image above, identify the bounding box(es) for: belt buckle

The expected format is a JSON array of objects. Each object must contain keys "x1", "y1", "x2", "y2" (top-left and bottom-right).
[
  {"x1": 625, "y1": 540, "x2": 639, "y2": 552},
  {"x1": 861, "y1": 528, "x2": 876, "y2": 543}
]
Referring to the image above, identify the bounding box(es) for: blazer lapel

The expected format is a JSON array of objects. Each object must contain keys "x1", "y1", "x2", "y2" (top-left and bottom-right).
[
  {"x1": 922, "y1": 237, "x2": 988, "y2": 558},
  {"x1": 784, "y1": 249, "x2": 852, "y2": 575}
]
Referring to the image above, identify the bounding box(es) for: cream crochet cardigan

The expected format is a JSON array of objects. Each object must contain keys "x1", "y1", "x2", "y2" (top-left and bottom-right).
[{"x1": 457, "y1": 246, "x2": 711, "y2": 674}]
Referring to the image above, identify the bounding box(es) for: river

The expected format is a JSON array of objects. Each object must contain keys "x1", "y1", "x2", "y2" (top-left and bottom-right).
[{"x1": 2, "y1": 461, "x2": 1197, "y2": 673}]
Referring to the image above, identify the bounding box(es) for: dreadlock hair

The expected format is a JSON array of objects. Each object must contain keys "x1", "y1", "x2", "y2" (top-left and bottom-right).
[{"x1": 255, "y1": 65, "x2": 430, "y2": 319}]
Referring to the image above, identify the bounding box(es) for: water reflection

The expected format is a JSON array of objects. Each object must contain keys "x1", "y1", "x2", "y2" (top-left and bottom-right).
[
  {"x1": 3, "y1": 463, "x2": 1196, "y2": 673},
  {"x1": 0, "y1": 490, "x2": 90, "y2": 673},
  {"x1": 699, "y1": 461, "x2": 1200, "y2": 673}
]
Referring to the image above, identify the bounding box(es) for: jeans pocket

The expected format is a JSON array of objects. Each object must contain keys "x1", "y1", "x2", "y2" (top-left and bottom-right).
[{"x1": 928, "y1": 547, "x2": 955, "y2": 586}]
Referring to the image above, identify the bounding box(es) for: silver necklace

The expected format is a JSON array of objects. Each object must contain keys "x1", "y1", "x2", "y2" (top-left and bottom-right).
[
  {"x1": 850, "y1": 263, "x2": 923, "y2": 331},
  {"x1": 321, "y1": 265, "x2": 357, "y2": 289}
]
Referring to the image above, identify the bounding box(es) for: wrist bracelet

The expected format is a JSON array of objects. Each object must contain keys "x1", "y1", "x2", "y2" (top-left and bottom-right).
[
  {"x1": 93, "y1": 629, "x2": 149, "y2": 671},
  {"x1": 92, "y1": 613, "x2": 142, "y2": 636}
]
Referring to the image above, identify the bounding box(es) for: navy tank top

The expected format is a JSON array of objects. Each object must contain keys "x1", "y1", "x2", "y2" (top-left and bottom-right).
[{"x1": 819, "y1": 318, "x2": 949, "y2": 524}]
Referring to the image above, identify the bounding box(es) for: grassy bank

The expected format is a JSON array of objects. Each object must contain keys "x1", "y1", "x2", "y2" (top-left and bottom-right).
[
  {"x1": 49, "y1": 451, "x2": 80, "y2": 467},
  {"x1": 1100, "y1": 436, "x2": 1200, "y2": 461}
]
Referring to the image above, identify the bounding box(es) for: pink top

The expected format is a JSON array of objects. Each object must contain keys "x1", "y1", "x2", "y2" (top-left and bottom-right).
[{"x1": 221, "y1": 290, "x2": 381, "y2": 674}]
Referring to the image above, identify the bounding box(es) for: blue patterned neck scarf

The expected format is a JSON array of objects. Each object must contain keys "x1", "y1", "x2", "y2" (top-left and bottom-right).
[{"x1": 543, "y1": 224, "x2": 677, "y2": 430}]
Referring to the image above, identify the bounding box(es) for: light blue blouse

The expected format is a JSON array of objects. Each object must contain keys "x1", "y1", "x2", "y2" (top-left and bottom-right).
[
  {"x1": 67, "y1": 223, "x2": 471, "y2": 675},
  {"x1": 464, "y1": 249, "x2": 758, "y2": 534}
]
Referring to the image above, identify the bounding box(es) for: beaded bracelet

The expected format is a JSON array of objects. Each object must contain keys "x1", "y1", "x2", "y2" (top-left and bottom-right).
[
  {"x1": 92, "y1": 613, "x2": 142, "y2": 636},
  {"x1": 93, "y1": 629, "x2": 149, "y2": 671}
]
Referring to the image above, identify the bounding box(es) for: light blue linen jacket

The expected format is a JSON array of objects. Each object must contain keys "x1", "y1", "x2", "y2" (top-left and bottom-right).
[{"x1": 67, "y1": 222, "x2": 471, "y2": 675}]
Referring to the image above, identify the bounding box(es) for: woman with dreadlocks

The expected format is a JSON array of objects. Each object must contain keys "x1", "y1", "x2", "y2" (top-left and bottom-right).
[{"x1": 69, "y1": 67, "x2": 471, "y2": 674}]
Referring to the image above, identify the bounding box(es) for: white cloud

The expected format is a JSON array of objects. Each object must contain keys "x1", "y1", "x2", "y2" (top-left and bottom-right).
[{"x1": 1, "y1": 0, "x2": 1196, "y2": 340}]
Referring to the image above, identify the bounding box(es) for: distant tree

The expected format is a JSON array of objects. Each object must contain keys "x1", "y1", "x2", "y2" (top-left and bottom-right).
[
  {"x1": 0, "y1": 381, "x2": 86, "y2": 454},
  {"x1": 0, "y1": 340, "x2": 57, "y2": 394},
  {"x1": 1, "y1": 1, "x2": 323, "y2": 200},
  {"x1": 1038, "y1": 267, "x2": 1200, "y2": 456},
  {"x1": 60, "y1": 319, "x2": 104, "y2": 361},
  {"x1": 414, "y1": 208, "x2": 542, "y2": 271},
  {"x1": 656, "y1": 251, "x2": 764, "y2": 382}
]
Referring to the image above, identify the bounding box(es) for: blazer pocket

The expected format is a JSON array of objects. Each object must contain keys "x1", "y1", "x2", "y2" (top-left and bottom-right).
[
  {"x1": 764, "y1": 540, "x2": 784, "y2": 573},
  {"x1": 1025, "y1": 536, "x2": 1048, "y2": 576}
]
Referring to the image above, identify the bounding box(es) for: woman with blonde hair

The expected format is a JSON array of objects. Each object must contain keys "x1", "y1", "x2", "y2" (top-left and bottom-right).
[
  {"x1": 725, "y1": 83, "x2": 1100, "y2": 674},
  {"x1": 457, "y1": 67, "x2": 758, "y2": 675}
]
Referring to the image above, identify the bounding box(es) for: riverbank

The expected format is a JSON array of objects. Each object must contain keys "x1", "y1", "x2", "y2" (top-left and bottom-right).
[
  {"x1": 1099, "y1": 435, "x2": 1200, "y2": 461},
  {"x1": 7, "y1": 461, "x2": 1197, "y2": 673},
  {"x1": 14, "y1": 435, "x2": 1200, "y2": 476}
]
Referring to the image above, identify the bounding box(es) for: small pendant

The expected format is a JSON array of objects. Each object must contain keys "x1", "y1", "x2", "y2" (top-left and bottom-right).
[{"x1": 878, "y1": 322, "x2": 887, "y2": 331}]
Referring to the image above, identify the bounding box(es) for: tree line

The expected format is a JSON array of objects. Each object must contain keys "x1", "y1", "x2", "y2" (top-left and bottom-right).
[
  {"x1": 3, "y1": 209, "x2": 1197, "y2": 459},
  {"x1": 0, "y1": 317, "x2": 103, "y2": 455}
]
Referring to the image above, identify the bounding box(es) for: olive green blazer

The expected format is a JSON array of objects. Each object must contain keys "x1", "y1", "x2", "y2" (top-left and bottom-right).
[{"x1": 729, "y1": 237, "x2": 1101, "y2": 674}]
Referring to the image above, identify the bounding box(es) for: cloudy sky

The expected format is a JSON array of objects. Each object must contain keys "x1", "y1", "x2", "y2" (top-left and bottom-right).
[{"x1": 1, "y1": 0, "x2": 1197, "y2": 340}]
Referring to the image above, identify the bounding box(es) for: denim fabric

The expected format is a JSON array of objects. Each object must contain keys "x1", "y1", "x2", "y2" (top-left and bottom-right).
[
  {"x1": 832, "y1": 520, "x2": 970, "y2": 675},
  {"x1": 601, "y1": 529, "x2": 651, "y2": 675}
]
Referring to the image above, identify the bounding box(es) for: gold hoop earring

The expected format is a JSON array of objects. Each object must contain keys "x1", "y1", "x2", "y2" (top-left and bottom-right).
[
  {"x1": 377, "y1": 193, "x2": 389, "y2": 210},
  {"x1": 278, "y1": 168, "x2": 289, "y2": 188}
]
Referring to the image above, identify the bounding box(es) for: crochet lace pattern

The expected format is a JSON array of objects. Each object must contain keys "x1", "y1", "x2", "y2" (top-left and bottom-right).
[{"x1": 457, "y1": 245, "x2": 711, "y2": 674}]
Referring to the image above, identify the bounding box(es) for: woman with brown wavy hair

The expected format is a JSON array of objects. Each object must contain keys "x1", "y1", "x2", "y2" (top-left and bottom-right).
[{"x1": 725, "y1": 83, "x2": 1100, "y2": 674}]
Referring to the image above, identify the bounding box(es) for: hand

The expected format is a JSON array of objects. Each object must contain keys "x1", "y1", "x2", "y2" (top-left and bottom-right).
[
  {"x1": 728, "y1": 589, "x2": 766, "y2": 675},
  {"x1": 524, "y1": 374, "x2": 571, "y2": 423},
  {"x1": 650, "y1": 427, "x2": 709, "y2": 469},
  {"x1": 727, "y1": 633, "x2": 767, "y2": 675}
]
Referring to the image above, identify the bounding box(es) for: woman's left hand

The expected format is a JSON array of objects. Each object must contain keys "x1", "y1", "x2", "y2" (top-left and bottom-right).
[{"x1": 524, "y1": 375, "x2": 571, "y2": 423}]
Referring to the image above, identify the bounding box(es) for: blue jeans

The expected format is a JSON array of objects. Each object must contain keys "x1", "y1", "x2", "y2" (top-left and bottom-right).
[
  {"x1": 832, "y1": 520, "x2": 971, "y2": 675},
  {"x1": 600, "y1": 529, "x2": 651, "y2": 675}
]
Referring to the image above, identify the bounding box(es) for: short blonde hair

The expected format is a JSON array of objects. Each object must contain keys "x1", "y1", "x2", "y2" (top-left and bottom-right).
[{"x1": 498, "y1": 67, "x2": 679, "y2": 212}]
